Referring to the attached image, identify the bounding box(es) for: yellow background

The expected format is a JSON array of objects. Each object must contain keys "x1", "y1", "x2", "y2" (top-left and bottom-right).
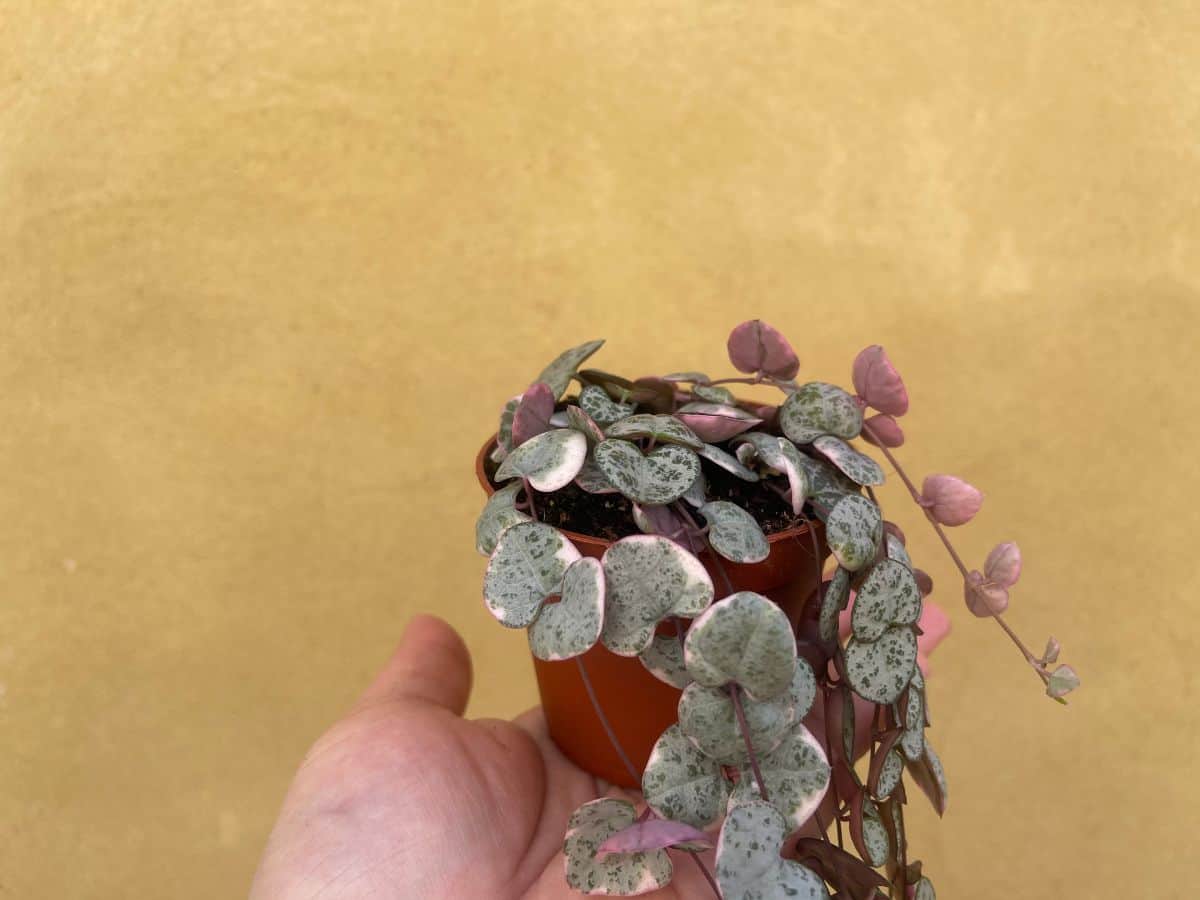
[{"x1": 2, "y1": 2, "x2": 1198, "y2": 897}]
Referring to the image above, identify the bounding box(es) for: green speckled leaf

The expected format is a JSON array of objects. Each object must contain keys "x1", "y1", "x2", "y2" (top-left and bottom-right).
[
  {"x1": 735, "y1": 433, "x2": 809, "y2": 516},
  {"x1": 681, "y1": 470, "x2": 708, "y2": 508},
  {"x1": 913, "y1": 876, "x2": 937, "y2": 900},
  {"x1": 699, "y1": 501, "x2": 769, "y2": 564},
  {"x1": 483, "y1": 522, "x2": 581, "y2": 628},
  {"x1": 796, "y1": 454, "x2": 860, "y2": 520},
  {"x1": 875, "y1": 750, "x2": 904, "y2": 800},
  {"x1": 812, "y1": 435, "x2": 884, "y2": 487},
  {"x1": 826, "y1": 494, "x2": 883, "y2": 572},
  {"x1": 779, "y1": 382, "x2": 863, "y2": 444},
  {"x1": 638, "y1": 634, "x2": 693, "y2": 689},
  {"x1": 819, "y1": 567, "x2": 852, "y2": 642},
  {"x1": 684, "y1": 592, "x2": 797, "y2": 700},
  {"x1": 537, "y1": 339, "x2": 605, "y2": 399},
  {"x1": 475, "y1": 482, "x2": 532, "y2": 556},
  {"x1": 677, "y1": 682, "x2": 794, "y2": 765},
  {"x1": 495, "y1": 428, "x2": 588, "y2": 492},
  {"x1": 732, "y1": 724, "x2": 830, "y2": 829},
  {"x1": 641, "y1": 724, "x2": 729, "y2": 828},
  {"x1": 600, "y1": 536, "x2": 714, "y2": 656},
  {"x1": 851, "y1": 559, "x2": 922, "y2": 641},
  {"x1": 901, "y1": 687, "x2": 926, "y2": 761},
  {"x1": 605, "y1": 414, "x2": 704, "y2": 449},
  {"x1": 575, "y1": 457, "x2": 620, "y2": 494},
  {"x1": 716, "y1": 801, "x2": 831, "y2": 900},
  {"x1": 845, "y1": 626, "x2": 918, "y2": 704},
  {"x1": 492, "y1": 395, "x2": 521, "y2": 461},
  {"x1": 693, "y1": 384, "x2": 735, "y2": 404},
  {"x1": 788, "y1": 658, "x2": 818, "y2": 719},
  {"x1": 886, "y1": 533, "x2": 913, "y2": 568},
  {"x1": 697, "y1": 443, "x2": 760, "y2": 482},
  {"x1": 563, "y1": 798, "x2": 673, "y2": 896},
  {"x1": 528, "y1": 557, "x2": 605, "y2": 661},
  {"x1": 580, "y1": 384, "x2": 636, "y2": 425},
  {"x1": 594, "y1": 440, "x2": 701, "y2": 506},
  {"x1": 565, "y1": 405, "x2": 607, "y2": 444},
  {"x1": 860, "y1": 800, "x2": 890, "y2": 867}
]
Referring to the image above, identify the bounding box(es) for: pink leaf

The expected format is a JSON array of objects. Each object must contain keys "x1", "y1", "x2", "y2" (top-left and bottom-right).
[
  {"x1": 983, "y1": 541, "x2": 1022, "y2": 588},
  {"x1": 1046, "y1": 664, "x2": 1081, "y2": 699},
  {"x1": 919, "y1": 474, "x2": 983, "y2": 526},
  {"x1": 510, "y1": 382, "x2": 556, "y2": 447},
  {"x1": 964, "y1": 570, "x2": 1008, "y2": 617},
  {"x1": 596, "y1": 818, "x2": 712, "y2": 859},
  {"x1": 726, "y1": 320, "x2": 800, "y2": 379},
  {"x1": 851, "y1": 345, "x2": 909, "y2": 416},
  {"x1": 883, "y1": 520, "x2": 907, "y2": 546},
  {"x1": 675, "y1": 411, "x2": 762, "y2": 443},
  {"x1": 1042, "y1": 636, "x2": 1061, "y2": 665},
  {"x1": 860, "y1": 414, "x2": 905, "y2": 448}
]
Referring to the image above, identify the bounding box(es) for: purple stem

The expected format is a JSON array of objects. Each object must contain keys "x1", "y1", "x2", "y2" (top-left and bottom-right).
[
  {"x1": 729, "y1": 685, "x2": 769, "y2": 801},
  {"x1": 574, "y1": 656, "x2": 641, "y2": 785},
  {"x1": 522, "y1": 478, "x2": 538, "y2": 522}
]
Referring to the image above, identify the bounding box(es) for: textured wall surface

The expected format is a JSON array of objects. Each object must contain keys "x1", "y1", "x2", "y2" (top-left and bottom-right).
[{"x1": 2, "y1": 2, "x2": 1198, "y2": 897}]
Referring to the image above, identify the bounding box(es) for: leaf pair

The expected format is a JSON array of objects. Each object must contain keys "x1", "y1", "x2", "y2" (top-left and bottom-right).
[
  {"x1": 716, "y1": 801, "x2": 831, "y2": 900},
  {"x1": 844, "y1": 559, "x2": 922, "y2": 705}
]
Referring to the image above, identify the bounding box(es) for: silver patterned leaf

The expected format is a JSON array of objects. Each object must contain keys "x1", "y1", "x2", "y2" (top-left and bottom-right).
[
  {"x1": 600, "y1": 536, "x2": 714, "y2": 656},
  {"x1": 563, "y1": 798, "x2": 673, "y2": 896},
  {"x1": 886, "y1": 533, "x2": 913, "y2": 568},
  {"x1": 731, "y1": 724, "x2": 830, "y2": 829},
  {"x1": 641, "y1": 724, "x2": 730, "y2": 828},
  {"x1": 580, "y1": 384, "x2": 636, "y2": 425},
  {"x1": 851, "y1": 559, "x2": 922, "y2": 641},
  {"x1": 913, "y1": 877, "x2": 937, "y2": 900},
  {"x1": 811, "y1": 435, "x2": 884, "y2": 487},
  {"x1": 565, "y1": 405, "x2": 607, "y2": 444},
  {"x1": 693, "y1": 384, "x2": 735, "y2": 404},
  {"x1": 844, "y1": 626, "x2": 918, "y2": 704},
  {"x1": 818, "y1": 566, "x2": 852, "y2": 643},
  {"x1": 594, "y1": 439, "x2": 701, "y2": 506},
  {"x1": 677, "y1": 682, "x2": 794, "y2": 765},
  {"x1": 528, "y1": 557, "x2": 605, "y2": 661},
  {"x1": 675, "y1": 402, "x2": 762, "y2": 443},
  {"x1": 681, "y1": 470, "x2": 708, "y2": 508},
  {"x1": 779, "y1": 382, "x2": 863, "y2": 444},
  {"x1": 860, "y1": 800, "x2": 890, "y2": 867},
  {"x1": 787, "y1": 657, "x2": 818, "y2": 719},
  {"x1": 875, "y1": 749, "x2": 904, "y2": 800},
  {"x1": 684, "y1": 592, "x2": 797, "y2": 700},
  {"x1": 483, "y1": 522, "x2": 581, "y2": 628},
  {"x1": 605, "y1": 414, "x2": 704, "y2": 450},
  {"x1": 696, "y1": 443, "x2": 760, "y2": 482},
  {"x1": 474, "y1": 481, "x2": 532, "y2": 556},
  {"x1": 638, "y1": 633, "x2": 693, "y2": 689},
  {"x1": 575, "y1": 456, "x2": 620, "y2": 495},
  {"x1": 900, "y1": 685, "x2": 926, "y2": 761},
  {"x1": 905, "y1": 742, "x2": 949, "y2": 816},
  {"x1": 492, "y1": 395, "x2": 521, "y2": 461},
  {"x1": 716, "y1": 801, "x2": 831, "y2": 900},
  {"x1": 537, "y1": 339, "x2": 605, "y2": 399},
  {"x1": 795, "y1": 454, "x2": 859, "y2": 520},
  {"x1": 731, "y1": 433, "x2": 808, "y2": 515},
  {"x1": 826, "y1": 494, "x2": 883, "y2": 572},
  {"x1": 495, "y1": 428, "x2": 588, "y2": 492},
  {"x1": 698, "y1": 501, "x2": 769, "y2": 564}
]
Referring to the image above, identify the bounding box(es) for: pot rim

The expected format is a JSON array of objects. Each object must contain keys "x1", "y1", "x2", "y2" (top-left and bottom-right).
[{"x1": 475, "y1": 433, "x2": 821, "y2": 549}]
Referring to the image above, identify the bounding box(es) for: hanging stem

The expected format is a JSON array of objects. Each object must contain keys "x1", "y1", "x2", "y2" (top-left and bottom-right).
[
  {"x1": 687, "y1": 851, "x2": 722, "y2": 898},
  {"x1": 522, "y1": 478, "x2": 538, "y2": 522},
  {"x1": 729, "y1": 685, "x2": 769, "y2": 801},
  {"x1": 574, "y1": 656, "x2": 641, "y2": 785}
]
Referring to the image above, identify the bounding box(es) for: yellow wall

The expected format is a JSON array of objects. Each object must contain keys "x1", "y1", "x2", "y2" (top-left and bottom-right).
[{"x1": 2, "y1": 3, "x2": 1198, "y2": 897}]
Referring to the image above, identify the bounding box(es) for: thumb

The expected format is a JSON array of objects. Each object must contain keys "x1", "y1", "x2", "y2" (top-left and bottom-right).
[{"x1": 355, "y1": 614, "x2": 473, "y2": 716}]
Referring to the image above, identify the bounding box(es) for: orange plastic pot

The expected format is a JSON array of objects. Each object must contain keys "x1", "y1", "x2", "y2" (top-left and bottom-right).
[{"x1": 476, "y1": 436, "x2": 830, "y2": 788}]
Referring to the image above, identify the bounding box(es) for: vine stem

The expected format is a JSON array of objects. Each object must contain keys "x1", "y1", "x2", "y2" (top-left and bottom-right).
[
  {"x1": 687, "y1": 852, "x2": 722, "y2": 898},
  {"x1": 522, "y1": 478, "x2": 538, "y2": 521},
  {"x1": 729, "y1": 685, "x2": 769, "y2": 801},
  {"x1": 574, "y1": 656, "x2": 641, "y2": 785},
  {"x1": 860, "y1": 420, "x2": 1048, "y2": 683}
]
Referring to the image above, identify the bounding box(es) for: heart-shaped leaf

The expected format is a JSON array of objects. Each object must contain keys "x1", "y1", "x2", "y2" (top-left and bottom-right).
[
  {"x1": 716, "y1": 800, "x2": 831, "y2": 900},
  {"x1": 511, "y1": 382, "x2": 556, "y2": 447},
  {"x1": 642, "y1": 724, "x2": 730, "y2": 828},
  {"x1": 731, "y1": 433, "x2": 808, "y2": 515},
  {"x1": 964, "y1": 569, "x2": 1008, "y2": 617},
  {"x1": 564, "y1": 798, "x2": 673, "y2": 896},
  {"x1": 601, "y1": 536, "x2": 714, "y2": 655},
  {"x1": 495, "y1": 428, "x2": 588, "y2": 492},
  {"x1": 675, "y1": 402, "x2": 762, "y2": 443},
  {"x1": 580, "y1": 384, "x2": 636, "y2": 425},
  {"x1": 795, "y1": 455, "x2": 859, "y2": 519},
  {"x1": 779, "y1": 382, "x2": 863, "y2": 444},
  {"x1": 812, "y1": 435, "x2": 884, "y2": 487},
  {"x1": 731, "y1": 724, "x2": 830, "y2": 829},
  {"x1": 565, "y1": 405, "x2": 607, "y2": 444},
  {"x1": 696, "y1": 443, "x2": 760, "y2": 482},
  {"x1": 818, "y1": 567, "x2": 852, "y2": 642},
  {"x1": 537, "y1": 339, "x2": 605, "y2": 399},
  {"x1": 597, "y1": 818, "x2": 713, "y2": 858},
  {"x1": 905, "y1": 742, "x2": 948, "y2": 816},
  {"x1": 1046, "y1": 664, "x2": 1081, "y2": 700},
  {"x1": 726, "y1": 320, "x2": 801, "y2": 380},
  {"x1": 851, "y1": 559, "x2": 922, "y2": 641},
  {"x1": 475, "y1": 481, "x2": 532, "y2": 556},
  {"x1": 605, "y1": 414, "x2": 703, "y2": 449},
  {"x1": 528, "y1": 557, "x2": 605, "y2": 661},
  {"x1": 844, "y1": 626, "x2": 918, "y2": 704},
  {"x1": 984, "y1": 541, "x2": 1022, "y2": 587},
  {"x1": 639, "y1": 633, "x2": 692, "y2": 689},
  {"x1": 851, "y1": 345, "x2": 909, "y2": 417},
  {"x1": 594, "y1": 440, "x2": 701, "y2": 506},
  {"x1": 874, "y1": 749, "x2": 904, "y2": 800},
  {"x1": 492, "y1": 395, "x2": 521, "y2": 461},
  {"x1": 684, "y1": 592, "x2": 797, "y2": 700},
  {"x1": 484, "y1": 522, "x2": 581, "y2": 628},
  {"x1": 693, "y1": 384, "x2": 735, "y2": 404},
  {"x1": 918, "y1": 474, "x2": 983, "y2": 527},
  {"x1": 826, "y1": 494, "x2": 883, "y2": 572},
  {"x1": 698, "y1": 501, "x2": 769, "y2": 564},
  {"x1": 575, "y1": 457, "x2": 620, "y2": 494},
  {"x1": 677, "y1": 682, "x2": 794, "y2": 765},
  {"x1": 861, "y1": 413, "x2": 905, "y2": 448}
]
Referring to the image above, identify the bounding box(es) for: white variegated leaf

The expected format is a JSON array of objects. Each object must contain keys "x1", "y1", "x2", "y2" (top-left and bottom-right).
[
  {"x1": 730, "y1": 433, "x2": 808, "y2": 515},
  {"x1": 730, "y1": 724, "x2": 830, "y2": 829},
  {"x1": 698, "y1": 501, "x2": 769, "y2": 564},
  {"x1": 565, "y1": 405, "x2": 607, "y2": 444},
  {"x1": 844, "y1": 626, "x2": 918, "y2": 704},
  {"x1": 684, "y1": 592, "x2": 797, "y2": 700},
  {"x1": 493, "y1": 395, "x2": 521, "y2": 460},
  {"x1": 475, "y1": 481, "x2": 532, "y2": 556},
  {"x1": 528, "y1": 557, "x2": 605, "y2": 661},
  {"x1": 812, "y1": 435, "x2": 884, "y2": 487},
  {"x1": 580, "y1": 384, "x2": 636, "y2": 425},
  {"x1": 826, "y1": 494, "x2": 883, "y2": 572},
  {"x1": 594, "y1": 440, "x2": 701, "y2": 506},
  {"x1": 716, "y1": 801, "x2": 831, "y2": 900},
  {"x1": 851, "y1": 559, "x2": 922, "y2": 641},
  {"x1": 495, "y1": 428, "x2": 588, "y2": 492},
  {"x1": 875, "y1": 749, "x2": 904, "y2": 800},
  {"x1": 564, "y1": 798, "x2": 673, "y2": 896},
  {"x1": 638, "y1": 634, "x2": 693, "y2": 689},
  {"x1": 779, "y1": 382, "x2": 863, "y2": 444},
  {"x1": 641, "y1": 724, "x2": 730, "y2": 828},
  {"x1": 886, "y1": 533, "x2": 913, "y2": 568},
  {"x1": 677, "y1": 682, "x2": 794, "y2": 765},
  {"x1": 860, "y1": 800, "x2": 890, "y2": 867},
  {"x1": 605, "y1": 414, "x2": 704, "y2": 449},
  {"x1": 537, "y1": 339, "x2": 605, "y2": 399},
  {"x1": 681, "y1": 470, "x2": 708, "y2": 508},
  {"x1": 795, "y1": 454, "x2": 859, "y2": 520},
  {"x1": 483, "y1": 522, "x2": 581, "y2": 628}
]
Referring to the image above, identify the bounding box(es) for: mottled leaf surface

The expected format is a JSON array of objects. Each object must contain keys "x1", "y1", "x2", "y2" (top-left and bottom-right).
[
  {"x1": 696, "y1": 443, "x2": 760, "y2": 482},
  {"x1": 641, "y1": 724, "x2": 729, "y2": 828},
  {"x1": 812, "y1": 435, "x2": 884, "y2": 487},
  {"x1": 779, "y1": 382, "x2": 863, "y2": 444},
  {"x1": 693, "y1": 384, "x2": 735, "y2": 404},
  {"x1": 484, "y1": 522, "x2": 581, "y2": 628},
  {"x1": 844, "y1": 626, "x2": 918, "y2": 704},
  {"x1": 860, "y1": 800, "x2": 890, "y2": 867},
  {"x1": 576, "y1": 457, "x2": 620, "y2": 494},
  {"x1": 684, "y1": 592, "x2": 797, "y2": 700},
  {"x1": 475, "y1": 481, "x2": 532, "y2": 556},
  {"x1": 732, "y1": 724, "x2": 830, "y2": 829},
  {"x1": 819, "y1": 567, "x2": 852, "y2": 642},
  {"x1": 851, "y1": 559, "x2": 922, "y2": 641},
  {"x1": 639, "y1": 633, "x2": 693, "y2": 689},
  {"x1": 699, "y1": 501, "x2": 769, "y2": 564},
  {"x1": 901, "y1": 686, "x2": 926, "y2": 761},
  {"x1": 732, "y1": 433, "x2": 808, "y2": 515},
  {"x1": 495, "y1": 428, "x2": 588, "y2": 492},
  {"x1": 528, "y1": 557, "x2": 605, "y2": 661},
  {"x1": 493, "y1": 395, "x2": 521, "y2": 460},
  {"x1": 594, "y1": 439, "x2": 701, "y2": 506},
  {"x1": 677, "y1": 682, "x2": 794, "y2": 765},
  {"x1": 716, "y1": 801, "x2": 831, "y2": 900},
  {"x1": 564, "y1": 798, "x2": 673, "y2": 896},
  {"x1": 875, "y1": 750, "x2": 904, "y2": 800},
  {"x1": 580, "y1": 384, "x2": 636, "y2": 425},
  {"x1": 826, "y1": 494, "x2": 883, "y2": 572},
  {"x1": 605, "y1": 414, "x2": 703, "y2": 449},
  {"x1": 796, "y1": 454, "x2": 859, "y2": 520},
  {"x1": 682, "y1": 470, "x2": 708, "y2": 507},
  {"x1": 913, "y1": 876, "x2": 937, "y2": 900},
  {"x1": 538, "y1": 339, "x2": 605, "y2": 399},
  {"x1": 566, "y1": 405, "x2": 607, "y2": 444}
]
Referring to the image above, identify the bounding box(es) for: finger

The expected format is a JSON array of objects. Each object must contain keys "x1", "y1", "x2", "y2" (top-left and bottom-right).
[{"x1": 355, "y1": 614, "x2": 473, "y2": 715}]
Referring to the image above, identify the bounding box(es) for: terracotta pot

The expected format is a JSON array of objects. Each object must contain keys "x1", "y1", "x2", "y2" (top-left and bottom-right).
[{"x1": 475, "y1": 436, "x2": 830, "y2": 788}]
